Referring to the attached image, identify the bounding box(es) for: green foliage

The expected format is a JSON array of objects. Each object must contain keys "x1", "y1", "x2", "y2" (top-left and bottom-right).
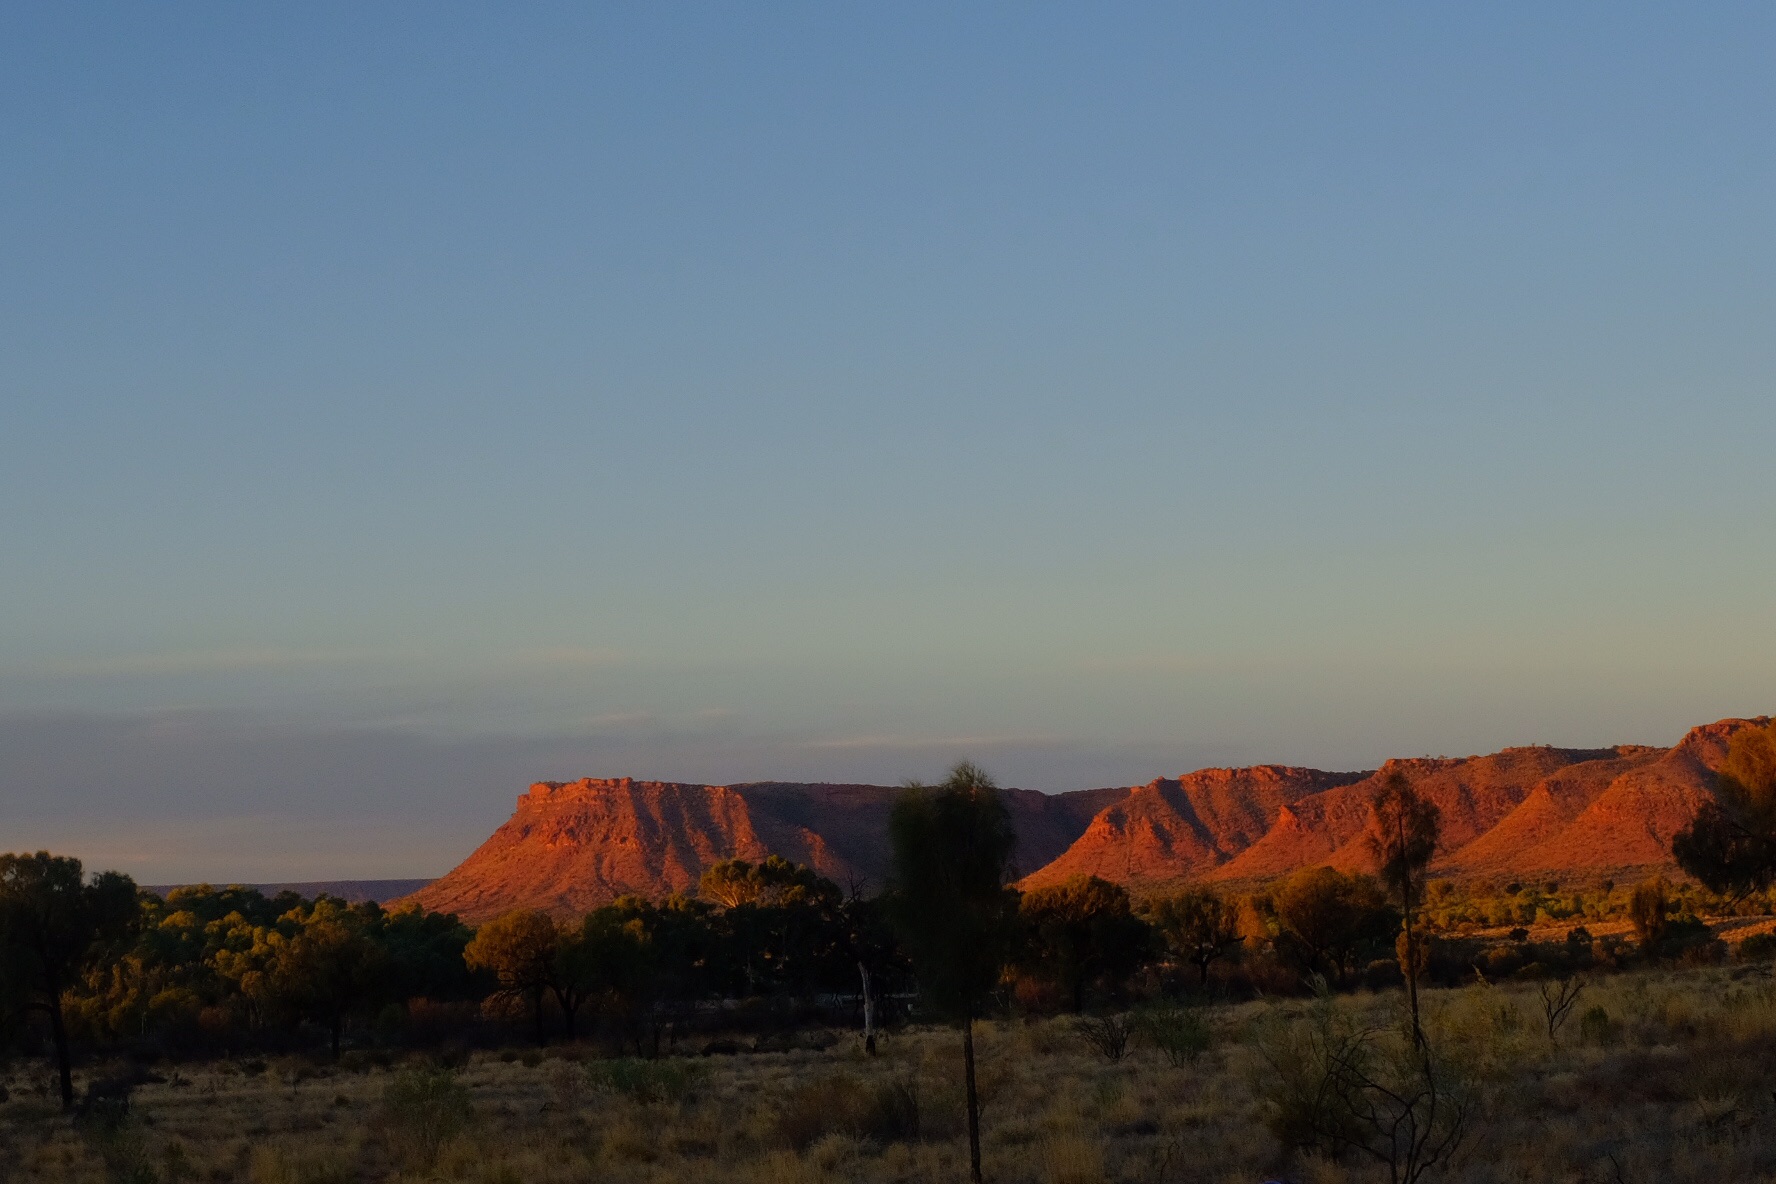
[
  {"x1": 0, "y1": 851, "x2": 141, "y2": 1107},
  {"x1": 700, "y1": 855, "x2": 839, "y2": 910},
  {"x1": 1133, "y1": 999, "x2": 1212, "y2": 1067},
  {"x1": 886, "y1": 763, "x2": 1020, "y2": 1023},
  {"x1": 463, "y1": 908, "x2": 560, "y2": 1045},
  {"x1": 1145, "y1": 886, "x2": 1241, "y2": 986},
  {"x1": 1629, "y1": 877, "x2": 1670, "y2": 955},
  {"x1": 1366, "y1": 772, "x2": 1441, "y2": 909},
  {"x1": 584, "y1": 1057, "x2": 698, "y2": 1104},
  {"x1": 1736, "y1": 932, "x2": 1776, "y2": 961},
  {"x1": 379, "y1": 1068, "x2": 473, "y2": 1170},
  {"x1": 1018, "y1": 875, "x2": 1152, "y2": 1012},
  {"x1": 1675, "y1": 722, "x2": 1776, "y2": 896},
  {"x1": 1578, "y1": 1003, "x2": 1617, "y2": 1045},
  {"x1": 886, "y1": 761, "x2": 1017, "y2": 1184},
  {"x1": 1268, "y1": 866, "x2": 1397, "y2": 985},
  {"x1": 1254, "y1": 992, "x2": 1470, "y2": 1184}
]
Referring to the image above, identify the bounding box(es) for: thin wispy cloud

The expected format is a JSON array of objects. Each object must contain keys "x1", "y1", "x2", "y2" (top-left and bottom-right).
[
  {"x1": 584, "y1": 711, "x2": 655, "y2": 730},
  {"x1": 803, "y1": 733, "x2": 1068, "y2": 752},
  {"x1": 500, "y1": 647, "x2": 633, "y2": 670},
  {"x1": 30, "y1": 647, "x2": 393, "y2": 678}
]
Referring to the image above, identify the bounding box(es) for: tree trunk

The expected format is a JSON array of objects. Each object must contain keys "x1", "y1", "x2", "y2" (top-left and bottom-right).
[
  {"x1": 48, "y1": 995, "x2": 74, "y2": 1111},
  {"x1": 330, "y1": 1012, "x2": 343, "y2": 1060},
  {"x1": 1399, "y1": 812, "x2": 1424, "y2": 1049},
  {"x1": 532, "y1": 985, "x2": 547, "y2": 1048},
  {"x1": 858, "y1": 961, "x2": 877, "y2": 1056},
  {"x1": 551, "y1": 985, "x2": 581, "y2": 1042},
  {"x1": 963, "y1": 1016, "x2": 982, "y2": 1184},
  {"x1": 1404, "y1": 897, "x2": 1423, "y2": 1048}
]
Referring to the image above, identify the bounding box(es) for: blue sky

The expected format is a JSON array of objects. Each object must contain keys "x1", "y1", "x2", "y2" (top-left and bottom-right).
[{"x1": 4, "y1": 4, "x2": 1773, "y2": 880}]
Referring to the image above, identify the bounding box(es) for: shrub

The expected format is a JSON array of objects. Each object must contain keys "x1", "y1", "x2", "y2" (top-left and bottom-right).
[
  {"x1": 774, "y1": 1075, "x2": 921, "y2": 1149},
  {"x1": 585, "y1": 1057, "x2": 698, "y2": 1104},
  {"x1": 379, "y1": 1068, "x2": 473, "y2": 1171},
  {"x1": 1736, "y1": 932, "x2": 1776, "y2": 961},
  {"x1": 1073, "y1": 1015, "x2": 1134, "y2": 1062},
  {"x1": 1253, "y1": 994, "x2": 1470, "y2": 1184},
  {"x1": 1578, "y1": 1004, "x2": 1618, "y2": 1046},
  {"x1": 80, "y1": 1123, "x2": 157, "y2": 1184},
  {"x1": 545, "y1": 1059, "x2": 584, "y2": 1111},
  {"x1": 1132, "y1": 1001, "x2": 1211, "y2": 1067}
]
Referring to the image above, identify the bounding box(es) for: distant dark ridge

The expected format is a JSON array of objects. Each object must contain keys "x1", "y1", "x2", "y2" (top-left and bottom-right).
[{"x1": 143, "y1": 878, "x2": 435, "y2": 905}]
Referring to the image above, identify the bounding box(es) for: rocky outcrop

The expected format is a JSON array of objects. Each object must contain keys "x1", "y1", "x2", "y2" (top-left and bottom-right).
[
  {"x1": 1018, "y1": 766, "x2": 1365, "y2": 890},
  {"x1": 402, "y1": 716, "x2": 1771, "y2": 921},
  {"x1": 403, "y1": 777, "x2": 1132, "y2": 921}
]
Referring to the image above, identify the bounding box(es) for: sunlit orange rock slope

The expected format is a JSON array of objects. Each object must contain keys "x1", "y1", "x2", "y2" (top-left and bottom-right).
[
  {"x1": 404, "y1": 777, "x2": 1123, "y2": 922},
  {"x1": 402, "y1": 717, "x2": 1768, "y2": 921}
]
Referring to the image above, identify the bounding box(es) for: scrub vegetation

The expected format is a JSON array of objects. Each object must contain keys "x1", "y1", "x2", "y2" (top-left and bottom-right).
[
  {"x1": 7, "y1": 965, "x2": 1776, "y2": 1183},
  {"x1": 6, "y1": 726, "x2": 1776, "y2": 1182}
]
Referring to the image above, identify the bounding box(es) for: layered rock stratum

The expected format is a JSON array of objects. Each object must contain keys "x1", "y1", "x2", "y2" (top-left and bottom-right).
[{"x1": 402, "y1": 716, "x2": 1769, "y2": 921}]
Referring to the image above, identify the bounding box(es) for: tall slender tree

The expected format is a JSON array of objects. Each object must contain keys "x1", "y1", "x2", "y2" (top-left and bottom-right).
[
  {"x1": 1366, "y1": 771, "x2": 1440, "y2": 1047},
  {"x1": 887, "y1": 762, "x2": 1019, "y2": 1184},
  {"x1": 0, "y1": 852, "x2": 140, "y2": 1109}
]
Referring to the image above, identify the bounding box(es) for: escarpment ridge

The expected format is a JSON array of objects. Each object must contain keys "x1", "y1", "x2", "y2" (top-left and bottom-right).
[{"x1": 401, "y1": 716, "x2": 1769, "y2": 921}]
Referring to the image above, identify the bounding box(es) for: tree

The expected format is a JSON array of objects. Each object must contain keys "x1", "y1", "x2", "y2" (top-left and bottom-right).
[
  {"x1": 1271, "y1": 867, "x2": 1395, "y2": 985},
  {"x1": 595, "y1": 894, "x2": 718, "y2": 1057},
  {"x1": 378, "y1": 903, "x2": 479, "y2": 1003},
  {"x1": 887, "y1": 762, "x2": 1020, "y2": 1184},
  {"x1": 1366, "y1": 771, "x2": 1441, "y2": 1046},
  {"x1": 463, "y1": 909, "x2": 560, "y2": 1046},
  {"x1": 833, "y1": 886, "x2": 901, "y2": 1055},
  {"x1": 272, "y1": 900, "x2": 389, "y2": 1058},
  {"x1": 0, "y1": 852, "x2": 140, "y2": 1109},
  {"x1": 701, "y1": 856, "x2": 847, "y2": 1001},
  {"x1": 1018, "y1": 875, "x2": 1152, "y2": 1012},
  {"x1": 1147, "y1": 886, "x2": 1242, "y2": 987},
  {"x1": 1673, "y1": 722, "x2": 1776, "y2": 897}
]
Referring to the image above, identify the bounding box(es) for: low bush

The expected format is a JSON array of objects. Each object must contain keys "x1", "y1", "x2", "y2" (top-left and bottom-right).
[
  {"x1": 1736, "y1": 932, "x2": 1776, "y2": 961},
  {"x1": 378, "y1": 1068, "x2": 472, "y2": 1171},
  {"x1": 1072, "y1": 1015, "x2": 1134, "y2": 1062},
  {"x1": 1132, "y1": 1001, "x2": 1211, "y2": 1067},
  {"x1": 774, "y1": 1075, "x2": 921, "y2": 1149},
  {"x1": 585, "y1": 1057, "x2": 698, "y2": 1104},
  {"x1": 1578, "y1": 1003, "x2": 1619, "y2": 1046}
]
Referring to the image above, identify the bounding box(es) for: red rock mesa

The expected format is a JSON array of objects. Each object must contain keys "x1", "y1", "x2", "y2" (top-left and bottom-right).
[{"x1": 401, "y1": 717, "x2": 1769, "y2": 922}]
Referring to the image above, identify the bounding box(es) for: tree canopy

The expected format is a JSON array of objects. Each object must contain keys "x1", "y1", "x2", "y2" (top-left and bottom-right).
[
  {"x1": 0, "y1": 852, "x2": 140, "y2": 1107},
  {"x1": 1674, "y1": 722, "x2": 1776, "y2": 897}
]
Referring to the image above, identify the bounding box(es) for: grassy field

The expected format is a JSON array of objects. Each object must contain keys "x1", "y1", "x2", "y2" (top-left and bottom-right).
[{"x1": 7, "y1": 962, "x2": 1776, "y2": 1184}]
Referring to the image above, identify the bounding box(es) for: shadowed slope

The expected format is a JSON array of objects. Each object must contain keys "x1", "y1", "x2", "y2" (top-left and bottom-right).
[
  {"x1": 1206, "y1": 746, "x2": 1619, "y2": 883},
  {"x1": 401, "y1": 716, "x2": 1772, "y2": 921},
  {"x1": 404, "y1": 778, "x2": 1130, "y2": 921},
  {"x1": 1019, "y1": 767, "x2": 1364, "y2": 890}
]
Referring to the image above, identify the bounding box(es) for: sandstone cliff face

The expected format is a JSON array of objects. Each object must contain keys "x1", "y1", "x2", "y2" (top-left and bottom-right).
[
  {"x1": 402, "y1": 716, "x2": 1770, "y2": 922},
  {"x1": 404, "y1": 777, "x2": 1132, "y2": 921},
  {"x1": 1018, "y1": 766, "x2": 1365, "y2": 890}
]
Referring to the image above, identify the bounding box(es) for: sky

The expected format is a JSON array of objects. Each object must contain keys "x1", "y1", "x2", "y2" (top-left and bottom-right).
[{"x1": 4, "y1": 4, "x2": 1774, "y2": 882}]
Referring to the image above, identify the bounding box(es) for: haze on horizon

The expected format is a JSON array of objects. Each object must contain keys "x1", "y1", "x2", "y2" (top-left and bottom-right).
[{"x1": 4, "y1": 5, "x2": 1773, "y2": 883}]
